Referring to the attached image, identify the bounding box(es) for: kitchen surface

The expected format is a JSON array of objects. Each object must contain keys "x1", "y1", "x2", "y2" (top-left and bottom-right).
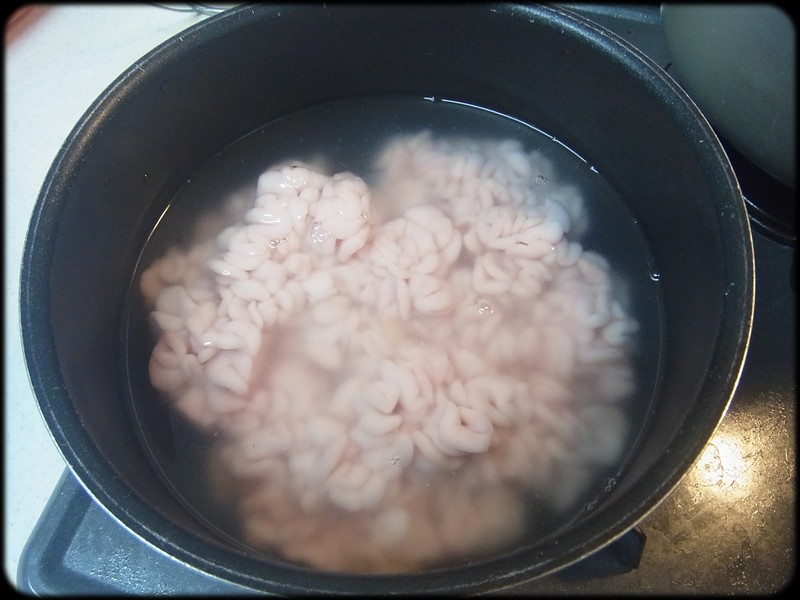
[{"x1": 4, "y1": 4, "x2": 795, "y2": 594}]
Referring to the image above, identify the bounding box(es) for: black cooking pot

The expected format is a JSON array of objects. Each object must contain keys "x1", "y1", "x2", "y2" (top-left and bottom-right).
[{"x1": 20, "y1": 4, "x2": 753, "y2": 594}]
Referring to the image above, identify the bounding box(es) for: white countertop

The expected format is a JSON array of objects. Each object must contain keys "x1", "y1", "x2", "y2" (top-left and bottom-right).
[{"x1": 3, "y1": 5, "x2": 224, "y2": 587}]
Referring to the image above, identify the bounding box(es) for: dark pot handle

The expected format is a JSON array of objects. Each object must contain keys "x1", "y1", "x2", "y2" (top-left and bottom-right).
[{"x1": 555, "y1": 526, "x2": 647, "y2": 581}]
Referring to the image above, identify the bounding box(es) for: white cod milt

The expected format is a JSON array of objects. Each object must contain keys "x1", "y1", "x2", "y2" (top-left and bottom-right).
[{"x1": 140, "y1": 131, "x2": 639, "y2": 573}]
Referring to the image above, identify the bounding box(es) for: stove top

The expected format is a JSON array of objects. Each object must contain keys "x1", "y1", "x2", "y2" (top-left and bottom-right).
[{"x1": 13, "y1": 4, "x2": 796, "y2": 595}]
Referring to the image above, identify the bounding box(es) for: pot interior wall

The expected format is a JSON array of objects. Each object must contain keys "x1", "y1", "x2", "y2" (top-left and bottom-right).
[{"x1": 24, "y1": 4, "x2": 751, "y2": 592}]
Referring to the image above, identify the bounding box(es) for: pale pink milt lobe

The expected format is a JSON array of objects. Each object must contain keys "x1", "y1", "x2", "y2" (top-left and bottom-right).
[{"x1": 141, "y1": 133, "x2": 639, "y2": 572}]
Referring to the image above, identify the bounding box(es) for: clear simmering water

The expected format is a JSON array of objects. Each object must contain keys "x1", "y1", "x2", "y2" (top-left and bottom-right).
[{"x1": 122, "y1": 95, "x2": 664, "y2": 573}]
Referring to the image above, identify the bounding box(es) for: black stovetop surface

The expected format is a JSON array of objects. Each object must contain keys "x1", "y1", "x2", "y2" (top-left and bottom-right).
[{"x1": 16, "y1": 5, "x2": 796, "y2": 595}]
